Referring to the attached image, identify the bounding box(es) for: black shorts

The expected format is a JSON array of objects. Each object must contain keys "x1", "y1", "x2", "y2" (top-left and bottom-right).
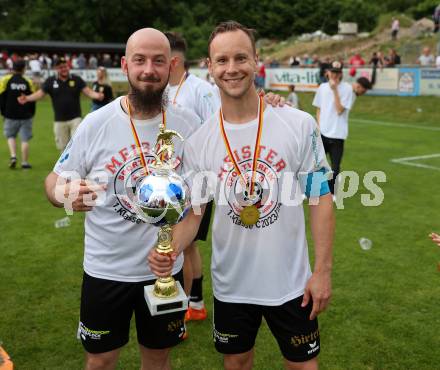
[
  {"x1": 195, "y1": 201, "x2": 213, "y2": 241},
  {"x1": 79, "y1": 270, "x2": 186, "y2": 354},
  {"x1": 213, "y1": 295, "x2": 320, "y2": 362}
]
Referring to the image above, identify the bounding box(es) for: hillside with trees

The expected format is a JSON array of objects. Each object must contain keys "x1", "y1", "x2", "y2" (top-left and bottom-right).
[{"x1": 0, "y1": 0, "x2": 438, "y2": 59}]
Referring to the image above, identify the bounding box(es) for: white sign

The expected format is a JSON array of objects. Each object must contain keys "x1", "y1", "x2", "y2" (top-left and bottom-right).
[{"x1": 0, "y1": 68, "x2": 127, "y2": 82}]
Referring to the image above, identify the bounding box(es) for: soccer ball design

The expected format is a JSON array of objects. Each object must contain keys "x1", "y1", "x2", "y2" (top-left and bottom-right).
[
  {"x1": 134, "y1": 169, "x2": 190, "y2": 226},
  {"x1": 234, "y1": 181, "x2": 266, "y2": 208},
  {"x1": 242, "y1": 182, "x2": 263, "y2": 204}
]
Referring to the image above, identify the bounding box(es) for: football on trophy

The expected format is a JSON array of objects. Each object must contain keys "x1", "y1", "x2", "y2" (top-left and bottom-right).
[{"x1": 134, "y1": 168, "x2": 190, "y2": 226}]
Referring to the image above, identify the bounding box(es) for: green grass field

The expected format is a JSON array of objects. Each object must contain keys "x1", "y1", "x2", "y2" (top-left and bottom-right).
[{"x1": 1, "y1": 93, "x2": 439, "y2": 369}]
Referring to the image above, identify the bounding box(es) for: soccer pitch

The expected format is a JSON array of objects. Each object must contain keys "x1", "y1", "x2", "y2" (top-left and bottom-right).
[{"x1": 0, "y1": 93, "x2": 439, "y2": 369}]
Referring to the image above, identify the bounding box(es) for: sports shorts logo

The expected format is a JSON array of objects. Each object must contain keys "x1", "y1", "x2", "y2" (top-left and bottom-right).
[
  {"x1": 290, "y1": 329, "x2": 320, "y2": 348},
  {"x1": 213, "y1": 328, "x2": 239, "y2": 344},
  {"x1": 78, "y1": 322, "x2": 110, "y2": 341}
]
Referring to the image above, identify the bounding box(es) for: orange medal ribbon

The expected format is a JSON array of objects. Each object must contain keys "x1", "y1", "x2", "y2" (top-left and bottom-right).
[
  {"x1": 172, "y1": 71, "x2": 189, "y2": 105},
  {"x1": 219, "y1": 96, "x2": 264, "y2": 226},
  {"x1": 125, "y1": 96, "x2": 166, "y2": 176}
]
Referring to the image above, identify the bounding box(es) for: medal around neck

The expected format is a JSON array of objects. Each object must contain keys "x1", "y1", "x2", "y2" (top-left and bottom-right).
[
  {"x1": 240, "y1": 204, "x2": 260, "y2": 226},
  {"x1": 124, "y1": 110, "x2": 190, "y2": 315},
  {"x1": 219, "y1": 96, "x2": 265, "y2": 227}
]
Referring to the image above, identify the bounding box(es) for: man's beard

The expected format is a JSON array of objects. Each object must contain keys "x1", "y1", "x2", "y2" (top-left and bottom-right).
[{"x1": 127, "y1": 74, "x2": 169, "y2": 115}]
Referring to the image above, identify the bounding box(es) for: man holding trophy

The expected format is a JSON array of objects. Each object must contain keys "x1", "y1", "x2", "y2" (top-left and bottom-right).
[
  {"x1": 44, "y1": 28, "x2": 199, "y2": 370},
  {"x1": 150, "y1": 21, "x2": 335, "y2": 370}
]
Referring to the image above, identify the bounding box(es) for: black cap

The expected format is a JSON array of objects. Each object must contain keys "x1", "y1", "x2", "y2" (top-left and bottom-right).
[
  {"x1": 12, "y1": 59, "x2": 26, "y2": 71},
  {"x1": 55, "y1": 57, "x2": 67, "y2": 66},
  {"x1": 329, "y1": 61, "x2": 343, "y2": 73},
  {"x1": 356, "y1": 76, "x2": 372, "y2": 90}
]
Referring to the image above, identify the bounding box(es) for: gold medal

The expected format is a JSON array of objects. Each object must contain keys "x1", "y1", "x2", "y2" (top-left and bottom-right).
[{"x1": 240, "y1": 205, "x2": 260, "y2": 226}]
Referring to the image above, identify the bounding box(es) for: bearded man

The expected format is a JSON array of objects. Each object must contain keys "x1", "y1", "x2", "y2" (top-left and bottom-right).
[{"x1": 44, "y1": 28, "x2": 199, "y2": 370}]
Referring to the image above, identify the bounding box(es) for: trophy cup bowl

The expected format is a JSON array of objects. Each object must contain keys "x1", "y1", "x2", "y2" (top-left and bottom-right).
[{"x1": 135, "y1": 168, "x2": 190, "y2": 227}]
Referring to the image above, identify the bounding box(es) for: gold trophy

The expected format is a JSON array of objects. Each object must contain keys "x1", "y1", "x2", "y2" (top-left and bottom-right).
[{"x1": 129, "y1": 123, "x2": 190, "y2": 315}]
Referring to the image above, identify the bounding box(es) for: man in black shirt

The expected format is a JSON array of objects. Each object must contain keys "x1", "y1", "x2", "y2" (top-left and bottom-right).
[
  {"x1": 18, "y1": 57, "x2": 104, "y2": 151},
  {"x1": 0, "y1": 59, "x2": 36, "y2": 168}
]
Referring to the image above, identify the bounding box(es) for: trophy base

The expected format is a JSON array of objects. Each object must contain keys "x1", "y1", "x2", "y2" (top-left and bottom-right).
[{"x1": 144, "y1": 281, "x2": 188, "y2": 316}]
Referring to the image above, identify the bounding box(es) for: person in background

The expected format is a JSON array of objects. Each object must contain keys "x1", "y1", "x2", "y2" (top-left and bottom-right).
[
  {"x1": 112, "y1": 54, "x2": 120, "y2": 68},
  {"x1": 71, "y1": 54, "x2": 79, "y2": 69},
  {"x1": 348, "y1": 53, "x2": 365, "y2": 77},
  {"x1": 286, "y1": 84, "x2": 299, "y2": 109},
  {"x1": 311, "y1": 54, "x2": 320, "y2": 67},
  {"x1": 301, "y1": 53, "x2": 312, "y2": 67},
  {"x1": 91, "y1": 66, "x2": 114, "y2": 111},
  {"x1": 289, "y1": 55, "x2": 300, "y2": 66},
  {"x1": 417, "y1": 47, "x2": 435, "y2": 66},
  {"x1": 312, "y1": 62, "x2": 371, "y2": 195},
  {"x1": 369, "y1": 52, "x2": 384, "y2": 85},
  {"x1": 165, "y1": 31, "x2": 220, "y2": 323},
  {"x1": 269, "y1": 59, "x2": 280, "y2": 68},
  {"x1": 348, "y1": 53, "x2": 365, "y2": 67},
  {"x1": 369, "y1": 52, "x2": 384, "y2": 68},
  {"x1": 77, "y1": 53, "x2": 87, "y2": 69},
  {"x1": 386, "y1": 49, "x2": 401, "y2": 67},
  {"x1": 255, "y1": 60, "x2": 266, "y2": 90},
  {"x1": 0, "y1": 59, "x2": 36, "y2": 169},
  {"x1": 18, "y1": 57, "x2": 104, "y2": 151},
  {"x1": 101, "y1": 54, "x2": 113, "y2": 68},
  {"x1": 28, "y1": 54, "x2": 42, "y2": 86},
  {"x1": 391, "y1": 17, "x2": 400, "y2": 40},
  {"x1": 89, "y1": 54, "x2": 98, "y2": 69},
  {"x1": 319, "y1": 56, "x2": 331, "y2": 84},
  {"x1": 433, "y1": 4, "x2": 440, "y2": 33}
]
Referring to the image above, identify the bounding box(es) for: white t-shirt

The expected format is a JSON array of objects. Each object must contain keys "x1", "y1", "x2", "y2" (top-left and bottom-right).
[
  {"x1": 312, "y1": 82, "x2": 356, "y2": 140},
  {"x1": 435, "y1": 56, "x2": 440, "y2": 69},
  {"x1": 183, "y1": 105, "x2": 330, "y2": 306},
  {"x1": 54, "y1": 97, "x2": 199, "y2": 282},
  {"x1": 418, "y1": 54, "x2": 434, "y2": 66},
  {"x1": 167, "y1": 73, "x2": 220, "y2": 122},
  {"x1": 29, "y1": 59, "x2": 41, "y2": 73}
]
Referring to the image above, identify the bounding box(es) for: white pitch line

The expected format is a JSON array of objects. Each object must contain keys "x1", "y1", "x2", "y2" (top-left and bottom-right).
[
  {"x1": 390, "y1": 153, "x2": 440, "y2": 171},
  {"x1": 351, "y1": 118, "x2": 440, "y2": 132},
  {"x1": 391, "y1": 153, "x2": 440, "y2": 161},
  {"x1": 391, "y1": 161, "x2": 440, "y2": 171}
]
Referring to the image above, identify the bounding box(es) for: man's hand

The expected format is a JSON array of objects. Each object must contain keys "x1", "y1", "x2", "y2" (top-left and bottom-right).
[
  {"x1": 328, "y1": 77, "x2": 338, "y2": 90},
  {"x1": 429, "y1": 232, "x2": 440, "y2": 247},
  {"x1": 301, "y1": 271, "x2": 332, "y2": 320},
  {"x1": 55, "y1": 179, "x2": 107, "y2": 212},
  {"x1": 147, "y1": 249, "x2": 178, "y2": 277},
  {"x1": 17, "y1": 94, "x2": 28, "y2": 105},
  {"x1": 263, "y1": 91, "x2": 286, "y2": 107}
]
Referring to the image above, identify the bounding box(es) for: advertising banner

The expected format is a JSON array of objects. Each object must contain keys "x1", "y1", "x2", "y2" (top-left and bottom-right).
[
  {"x1": 419, "y1": 68, "x2": 440, "y2": 96},
  {"x1": 397, "y1": 68, "x2": 419, "y2": 96},
  {"x1": 0, "y1": 67, "x2": 436, "y2": 96}
]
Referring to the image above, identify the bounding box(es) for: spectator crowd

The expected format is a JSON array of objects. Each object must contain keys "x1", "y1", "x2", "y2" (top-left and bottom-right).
[{"x1": 0, "y1": 52, "x2": 122, "y2": 71}]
